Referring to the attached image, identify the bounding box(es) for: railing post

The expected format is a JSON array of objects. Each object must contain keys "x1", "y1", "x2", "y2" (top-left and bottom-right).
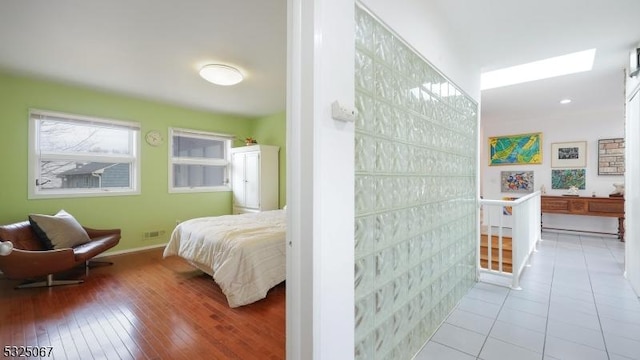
[
  {"x1": 487, "y1": 205, "x2": 492, "y2": 271},
  {"x1": 511, "y1": 204, "x2": 521, "y2": 290},
  {"x1": 477, "y1": 202, "x2": 482, "y2": 281},
  {"x1": 498, "y1": 208, "x2": 504, "y2": 273}
]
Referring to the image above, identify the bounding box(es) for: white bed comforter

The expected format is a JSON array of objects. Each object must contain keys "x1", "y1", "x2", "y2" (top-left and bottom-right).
[{"x1": 163, "y1": 209, "x2": 286, "y2": 308}]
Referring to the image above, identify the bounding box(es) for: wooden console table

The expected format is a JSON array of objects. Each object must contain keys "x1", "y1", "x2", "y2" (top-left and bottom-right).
[{"x1": 541, "y1": 195, "x2": 625, "y2": 241}]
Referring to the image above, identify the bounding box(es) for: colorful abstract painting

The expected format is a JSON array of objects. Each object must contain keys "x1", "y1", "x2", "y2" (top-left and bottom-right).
[
  {"x1": 501, "y1": 171, "x2": 534, "y2": 193},
  {"x1": 489, "y1": 132, "x2": 542, "y2": 165},
  {"x1": 551, "y1": 169, "x2": 586, "y2": 189}
]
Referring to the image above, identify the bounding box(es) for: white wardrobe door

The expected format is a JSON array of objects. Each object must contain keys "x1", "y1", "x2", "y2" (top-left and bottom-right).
[
  {"x1": 231, "y1": 152, "x2": 246, "y2": 207},
  {"x1": 244, "y1": 152, "x2": 261, "y2": 208}
]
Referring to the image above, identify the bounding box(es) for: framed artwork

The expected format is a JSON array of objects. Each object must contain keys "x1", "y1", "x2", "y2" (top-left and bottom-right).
[
  {"x1": 598, "y1": 138, "x2": 625, "y2": 175},
  {"x1": 551, "y1": 169, "x2": 586, "y2": 189},
  {"x1": 489, "y1": 132, "x2": 542, "y2": 166},
  {"x1": 551, "y1": 141, "x2": 586, "y2": 168},
  {"x1": 501, "y1": 171, "x2": 534, "y2": 193}
]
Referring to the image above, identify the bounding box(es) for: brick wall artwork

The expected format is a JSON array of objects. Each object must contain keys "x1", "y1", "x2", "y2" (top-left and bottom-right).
[{"x1": 598, "y1": 138, "x2": 625, "y2": 175}]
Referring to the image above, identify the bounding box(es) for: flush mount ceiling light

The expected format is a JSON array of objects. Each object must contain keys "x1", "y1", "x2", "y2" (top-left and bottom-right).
[
  {"x1": 560, "y1": 99, "x2": 572, "y2": 104},
  {"x1": 481, "y1": 48, "x2": 597, "y2": 90},
  {"x1": 199, "y1": 64, "x2": 244, "y2": 86}
]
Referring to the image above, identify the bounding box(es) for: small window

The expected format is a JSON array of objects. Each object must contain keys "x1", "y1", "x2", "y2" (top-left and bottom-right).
[
  {"x1": 29, "y1": 110, "x2": 141, "y2": 198},
  {"x1": 169, "y1": 128, "x2": 232, "y2": 192}
]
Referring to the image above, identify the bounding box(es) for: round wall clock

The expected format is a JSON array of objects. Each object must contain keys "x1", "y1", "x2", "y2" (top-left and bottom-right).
[{"x1": 145, "y1": 130, "x2": 164, "y2": 146}]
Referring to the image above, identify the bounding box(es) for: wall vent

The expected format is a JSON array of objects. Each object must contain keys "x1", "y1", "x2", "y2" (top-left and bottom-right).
[{"x1": 143, "y1": 230, "x2": 166, "y2": 240}]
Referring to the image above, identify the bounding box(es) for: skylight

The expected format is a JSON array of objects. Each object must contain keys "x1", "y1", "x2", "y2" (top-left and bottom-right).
[{"x1": 481, "y1": 48, "x2": 596, "y2": 90}]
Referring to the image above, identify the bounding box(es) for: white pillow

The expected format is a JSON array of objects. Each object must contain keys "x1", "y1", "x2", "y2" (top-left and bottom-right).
[{"x1": 29, "y1": 209, "x2": 90, "y2": 249}]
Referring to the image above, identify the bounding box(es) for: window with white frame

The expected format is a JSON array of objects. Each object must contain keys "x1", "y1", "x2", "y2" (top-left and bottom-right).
[
  {"x1": 169, "y1": 128, "x2": 232, "y2": 192},
  {"x1": 29, "y1": 110, "x2": 140, "y2": 198}
]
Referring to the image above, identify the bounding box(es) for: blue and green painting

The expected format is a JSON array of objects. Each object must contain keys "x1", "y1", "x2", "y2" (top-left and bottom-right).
[
  {"x1": 551, "y1": 169, "x2": 586, "y2": 189},
  {"x1": 489, "y1": 133, "x2": 542, "y2": 165}
]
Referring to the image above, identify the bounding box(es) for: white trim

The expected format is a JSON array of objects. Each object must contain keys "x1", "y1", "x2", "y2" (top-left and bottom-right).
[
  {"x1": 28, "y1": 110, "x2": 141, "y2": 199},
  {"x1": 39, "y1": 153, "x2": 137, "y2": 163},
  {"x1": 286, "y1": 0, "x2": 313, "y2": 357},
  {"x1": 96, "y1": 243, "x2": 167, "y2": 258},
  {"x1": 287, "y1": 0, "x2": 355, "y2": 358},
  {"x1": 30, "y1": 108, "x2": 141, "y2": 130},
  {"x1": 29, "y1": 188, "x2": 141, "y2": 199},
  {"x1": 625, "y1": 87, "x2": 640, "y2": 296},
  {"x1": 171, "y1": 127, "x2": 235, "y2": 140},
  {"x1": 168, "y1": 127, "x2": 232, "y2": 193},
  {"x1": 171, "y1": 157, "x2": 228, "y2": 166},
  {"x1": 169, "y1": 186, "x2": 231, "y2": 194}
]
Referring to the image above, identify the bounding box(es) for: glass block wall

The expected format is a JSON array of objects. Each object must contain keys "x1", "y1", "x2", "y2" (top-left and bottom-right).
[{"x1": 354, "y1": 6, "x2": 479, "y2": 360}]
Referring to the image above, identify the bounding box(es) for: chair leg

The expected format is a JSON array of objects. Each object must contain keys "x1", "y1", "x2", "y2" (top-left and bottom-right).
[
  {"x1": 85, "y1": 259, "x2": 114, "y2": 276},
  {"x1": 16, "y1": 274, "x2": 84, "y2": 289},
  {"x1": 87, "y1": 260, "x2": 114, "y2": 268}
]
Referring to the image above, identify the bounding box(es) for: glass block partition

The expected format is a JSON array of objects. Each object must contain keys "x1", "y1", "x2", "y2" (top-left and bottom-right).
[{"x1": 354, "y1": 6, "x2": 479, "y2": 359}]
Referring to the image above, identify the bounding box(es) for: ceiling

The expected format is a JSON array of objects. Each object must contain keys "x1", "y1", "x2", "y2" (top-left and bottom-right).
[
  {"x1": 0, "y1": 1, "x2": 639, "y2": 120},
  {"x1": 0, "y1": 0, "x2": 287, "y2": 118},
  {"x1": 432, "y1": 0, "x2": 640, "y2": 122}
]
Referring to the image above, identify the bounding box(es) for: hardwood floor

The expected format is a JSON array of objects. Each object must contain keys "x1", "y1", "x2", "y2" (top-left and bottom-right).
[{"x1": 0, "y1": 248, "x2": 285, "y2": 360}]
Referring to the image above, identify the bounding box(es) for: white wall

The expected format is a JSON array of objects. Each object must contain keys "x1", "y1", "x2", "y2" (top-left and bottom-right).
[
  {"x1": 287, "y1": 0, "x2": 355, "y2": 359},
  {"x1": 625, "y1": 74, "x2": 640, "y2": 295},
  {"x1": 482, "y1": 108, "x2": 625, "y2": 235}
]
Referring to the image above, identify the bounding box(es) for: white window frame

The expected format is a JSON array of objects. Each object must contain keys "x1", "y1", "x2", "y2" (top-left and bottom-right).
[
  {"x1": 28, "y1": 109, "x2": 141, "y2": 199},
  {"x1": 168, "y1": 128, "x2": 233, "y2": 193}
]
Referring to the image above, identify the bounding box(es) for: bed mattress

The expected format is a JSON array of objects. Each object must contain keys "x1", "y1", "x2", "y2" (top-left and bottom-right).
[{"x1": 163, "y1": 209, "x2": 286, "y2": 307}]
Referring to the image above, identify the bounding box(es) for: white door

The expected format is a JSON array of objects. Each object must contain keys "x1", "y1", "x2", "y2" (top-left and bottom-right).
[
  {"x1": 244, "y1": 152, "x2": 260, "y2": 209},
  {"x1": 231, "y1": 152, "x2": 246, "y2": 207}
]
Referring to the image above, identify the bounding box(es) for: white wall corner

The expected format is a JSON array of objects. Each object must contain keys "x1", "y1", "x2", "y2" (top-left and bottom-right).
[{"x1": 287, "y1": 0, "x2": 355, "y2": 359}]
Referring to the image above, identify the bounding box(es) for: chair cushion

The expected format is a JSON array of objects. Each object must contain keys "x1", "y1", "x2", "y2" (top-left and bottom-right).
[{"x1": 28, "y1": 210, "x2": 90, "y2": 249}]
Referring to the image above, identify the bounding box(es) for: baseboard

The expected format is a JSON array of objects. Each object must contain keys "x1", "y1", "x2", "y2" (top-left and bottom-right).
[{"x1": 96, "y1": 243, "x2": 167, "y2": 258}]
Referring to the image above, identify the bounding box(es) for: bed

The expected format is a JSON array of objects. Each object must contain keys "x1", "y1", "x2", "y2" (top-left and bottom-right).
[{"x1": 163, "y1": 209, "x2": 286, "y2": 308}]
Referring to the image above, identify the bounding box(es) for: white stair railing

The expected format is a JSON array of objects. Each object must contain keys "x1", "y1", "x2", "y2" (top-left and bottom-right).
[{"x1": 478, "y1": 191, "x2": 541, "y2": 289}]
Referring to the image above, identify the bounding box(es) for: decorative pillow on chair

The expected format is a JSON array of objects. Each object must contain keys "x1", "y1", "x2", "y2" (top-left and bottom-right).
[{"x1": 29, "y1": 210, "x2": 90, "y2": 249}]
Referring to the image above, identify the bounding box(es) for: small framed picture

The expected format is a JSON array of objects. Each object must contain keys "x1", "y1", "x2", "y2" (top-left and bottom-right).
[
  {"x1": 551, "y1": 141, "x2": 587, "y2": 168},
  {"x1": 501, "y1": 171, "x2": 534, "y2": 193},
  {"x1": 598, "y1": 138, "x2": 625, "y2": 175},
  {"x1": 551, "y1": 169, "x2": 586, "y2": 189}
]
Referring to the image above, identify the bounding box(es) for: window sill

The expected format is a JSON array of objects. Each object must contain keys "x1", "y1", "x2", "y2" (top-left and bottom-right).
[{"x1": 168, "y1": 186, "x2": 232, "y2": 194}]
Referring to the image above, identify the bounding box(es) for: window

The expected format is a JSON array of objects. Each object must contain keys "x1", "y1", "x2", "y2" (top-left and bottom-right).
[
  {"x1": 29, "y1": 110, "x2": 140, "y2": 198},
  {"x1": 169, "y1": 128, "x2": 232, "y2": 192}
]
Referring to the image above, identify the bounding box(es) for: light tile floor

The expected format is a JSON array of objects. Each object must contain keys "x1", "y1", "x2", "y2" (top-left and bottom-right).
[{"x1": 416, "y1": 231, "x2": 640, "y2": 360}]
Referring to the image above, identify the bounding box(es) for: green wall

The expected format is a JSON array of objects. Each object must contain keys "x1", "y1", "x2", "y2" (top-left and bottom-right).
[
  {"x1": 0, "y1": 72, "x2": 286, "y2": 253},
  {"x1": 253, "y1": 111, "x2": 287, "y2": 207}
]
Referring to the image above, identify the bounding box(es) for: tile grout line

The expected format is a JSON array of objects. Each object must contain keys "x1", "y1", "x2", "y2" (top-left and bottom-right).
[
  {"x1": 473, "y1": 286, "x2": 509, "y2": 359},
  {"x1": 476, "y1": 232, "x2": 557, "y2": 359},
  {"x1": 549, "y1": 235, "x2": 619, "y2": 354},
  {"x1": 579, "y1": 234, "x2": 611, "y2": 360},
  {"x1": 604, "y1": 237, "x2": 626, "y2": 274},
  {"x1": 540, "y1": 231, "x2": 559, "y2": 359},
  {"x1": 421, "y1": 231, "x2": 636, "y2": 359}
]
